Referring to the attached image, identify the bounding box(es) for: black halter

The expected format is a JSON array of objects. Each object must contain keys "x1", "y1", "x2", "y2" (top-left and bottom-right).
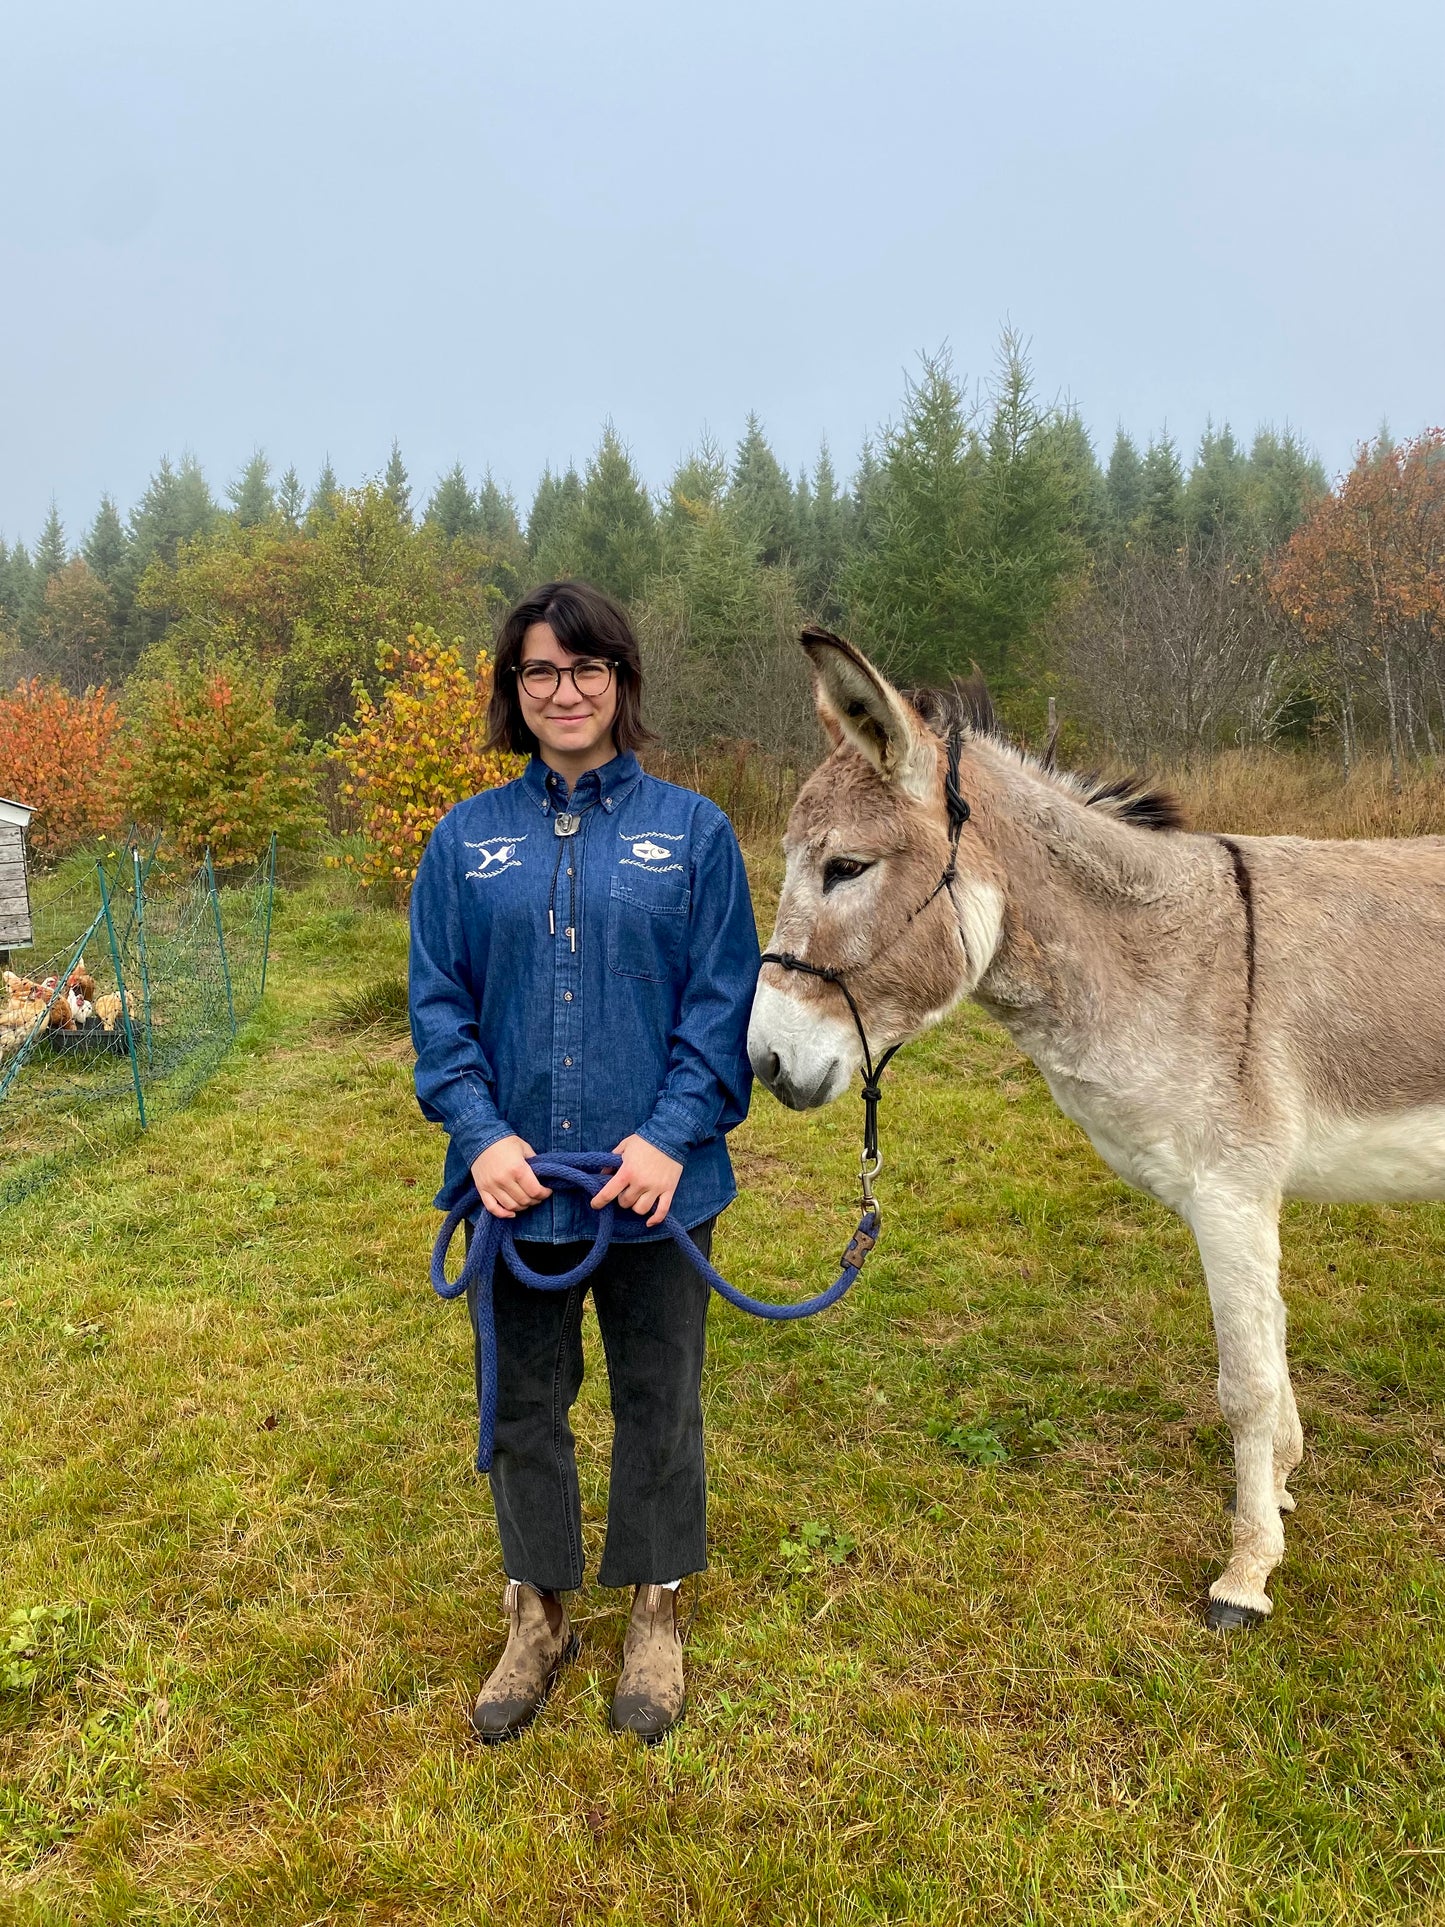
[{"x1": 760, "y1": 727, "x2": 971, "y2": 1210}]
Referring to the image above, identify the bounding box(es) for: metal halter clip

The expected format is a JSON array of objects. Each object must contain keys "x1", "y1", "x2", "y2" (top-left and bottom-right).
[
  {"x1": 553, "y1": 812, "x2": 582, "y2": 838},
  {"x1": 859, "y1": 1148, "x2": 882, "y2": 1211}
]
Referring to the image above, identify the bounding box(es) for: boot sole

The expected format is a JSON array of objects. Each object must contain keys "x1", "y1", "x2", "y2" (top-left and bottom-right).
[{"x1": 471, "y1": 1632, "x2": 581, "y2": 1745}]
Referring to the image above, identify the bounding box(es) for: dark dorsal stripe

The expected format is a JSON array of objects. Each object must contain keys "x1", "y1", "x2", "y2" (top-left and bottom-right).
[{"x1": 1216, "y1": 837, "x2": 1256, "y2": 1075}]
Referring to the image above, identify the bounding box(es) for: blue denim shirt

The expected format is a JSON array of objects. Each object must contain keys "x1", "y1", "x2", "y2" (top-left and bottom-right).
[{"x1": 409, "y1": 750, "x2": 760, "y2": 1240}]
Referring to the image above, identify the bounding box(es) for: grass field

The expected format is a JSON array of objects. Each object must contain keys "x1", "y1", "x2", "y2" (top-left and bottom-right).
[{"x1": 3, "y1": 830, "x2": 1444, "y2": 1924}]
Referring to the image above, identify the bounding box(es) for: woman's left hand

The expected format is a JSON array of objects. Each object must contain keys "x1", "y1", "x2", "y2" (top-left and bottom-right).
[{"x1": 590, "y1": 1136, "x2": 685, "y2": 1228}]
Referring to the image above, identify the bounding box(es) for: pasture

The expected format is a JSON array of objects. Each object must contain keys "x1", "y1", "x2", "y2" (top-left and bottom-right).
[{"x1": 2, "y1": 843, "x2": 1443, "y2": 1925}]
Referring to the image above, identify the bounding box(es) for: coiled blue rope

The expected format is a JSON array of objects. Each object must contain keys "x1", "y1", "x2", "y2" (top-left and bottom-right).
[{"x1": 430, "y1": 1149, "x2": 880, "y2": 1471}]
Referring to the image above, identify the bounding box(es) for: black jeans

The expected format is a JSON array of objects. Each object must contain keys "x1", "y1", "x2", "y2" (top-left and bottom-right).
[{"x1": 464, "y1": 1219, "x2": 714, "y2": 1592}]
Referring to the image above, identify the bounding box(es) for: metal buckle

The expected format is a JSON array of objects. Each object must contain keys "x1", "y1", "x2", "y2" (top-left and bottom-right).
[
  {"x1": 554, "y1": 812, "x2": 581, "y2": 838},
  {"x1": 859, "y1": 1149, "x2": 882, "y2": 1210}
]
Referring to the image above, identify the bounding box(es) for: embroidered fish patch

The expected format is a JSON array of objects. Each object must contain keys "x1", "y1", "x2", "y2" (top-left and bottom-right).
[
  {"x1": 619, "y1": 829, "x2": 685, "y2": 875},
  {"x1": 465, "y1": 835, "x2": 526, "y2": 880}
]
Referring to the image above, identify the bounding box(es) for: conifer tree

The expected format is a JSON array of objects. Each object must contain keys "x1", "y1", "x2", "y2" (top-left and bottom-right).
[
  {"x1": 728, "y1": 414, "x2": 797, "y2": 566},
  {"x1": 175, "y1": 455, "x2": 219, "y2": 545},
  {"x1": 477, "y1": 471, "x2": 522, "y2": 546},
  {"x1": 1046, "y1": 410, "x2": 1106, "y2": 549},
  {"x1": 568, "y1": 426, "x2": 659, "y2": 602},
  {"x1": 1139, "y1": 435, "x2": 1185, "y2": 550},
  {"x1": 84, "y1": 496, "x2": 129, "y2": 584},
  {"x1": 1245, "y1": 428, "x2": 1327, "y2": 550},
  {"x1": 0, "y1": 540, "x2": 31, "y2": 627},
  {"x1": 798, "y1": 439, "x2": 850, "y2": 619},
  {"x1": 844, "y1": 349, "x2": 977, "y2": 680},
  {"x1": 1184, "y1": 423, "x2": 1248, "y2": 546},
  {"x1": 528, "y1": 465, "x2": 584, "y2": 571},
  {"x1": 660, "y1": 436, "x2": 728, "y2": 558},
  {"x1": 1104, "y1": 429, "x2": 1145, "y2": 537},
  {"x1": 383, "y1": 440, "x2": 412, "y2": 524},
  {"x1": 309, "y1": 459, "x2": 341, "y2": 526},
  {"x1": 33, "y1": 501, "x2": 68, "y2": 584},
  {"x1": 426, "y1": 463, "x2": 482, "y2": 541},
  {"x1": 278, "y1": 466, "x2": 306, "y2": 531},
  {"x1": 227, "y1": 450, "x2": 276, "y2": 527}
]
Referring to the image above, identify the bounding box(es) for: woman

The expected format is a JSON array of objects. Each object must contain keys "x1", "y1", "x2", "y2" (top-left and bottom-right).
[{"x1": 409, "y1": 579, "x2": 759, "y2": 1743}]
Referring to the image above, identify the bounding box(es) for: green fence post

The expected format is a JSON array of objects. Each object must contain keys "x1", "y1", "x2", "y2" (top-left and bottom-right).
[
  {"x1": 98, "y1": 860, "x2": 147, "y2": 1130},
  {"x1": 259, "y1": 832, "x2": 277, "y2": 997},
  {"x1": 131, "y1": 844, "x2": 155, "y2": 1069},
  {"x1": 205, "y1": 849, "x2": 237, "y2": 1036}
]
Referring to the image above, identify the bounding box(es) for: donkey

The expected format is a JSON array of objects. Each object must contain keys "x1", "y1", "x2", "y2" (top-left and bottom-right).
[{"x1": 748, "y1": 628, "x2": 1445, "y2": 1628}]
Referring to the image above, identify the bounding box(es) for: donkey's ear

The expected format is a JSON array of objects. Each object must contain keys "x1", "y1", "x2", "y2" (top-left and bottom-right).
[{"x1": 800, "y1": 627, "x2": 932, "y2": 798}]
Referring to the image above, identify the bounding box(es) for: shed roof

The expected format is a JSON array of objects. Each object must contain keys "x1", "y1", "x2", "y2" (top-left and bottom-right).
[{"x1": 0, "y1": 796, "x2": 34, "y2": 829}]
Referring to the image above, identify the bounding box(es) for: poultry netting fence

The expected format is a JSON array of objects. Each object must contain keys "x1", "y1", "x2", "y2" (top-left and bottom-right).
[{"x1": 0, "y1": 835, "x2": 276, "y2": 1211}]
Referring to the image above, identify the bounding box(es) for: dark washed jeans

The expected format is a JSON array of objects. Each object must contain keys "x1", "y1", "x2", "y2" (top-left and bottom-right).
[{"x1": 464, "y1": 1219, "x2": 714, "y2": 1591}]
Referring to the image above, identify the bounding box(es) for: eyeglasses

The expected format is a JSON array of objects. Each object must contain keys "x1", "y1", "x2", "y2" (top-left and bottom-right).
[{"x1": 516, "y1": 658, "x2": 615, "y2": 699}]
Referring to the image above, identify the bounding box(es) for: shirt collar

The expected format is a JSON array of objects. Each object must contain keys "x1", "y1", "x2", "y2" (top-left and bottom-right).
[{"x1": 523, "y1": 749, "x2": 642, "y2": 816}]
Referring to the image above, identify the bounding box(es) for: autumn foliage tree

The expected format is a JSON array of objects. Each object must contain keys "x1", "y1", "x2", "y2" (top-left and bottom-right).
[
  {"x1": 121, "y1": 663, "x2": 322, "y2": 870},
  {"x1": 330, "y1": 628, "x2": 524, "y2": 898},
  {"x1": 1270, "y1": 431, "x2": 1445, "y2": 777},
  {"x1": 0, "y1": 679, "x2": 124, "y2": 858}
]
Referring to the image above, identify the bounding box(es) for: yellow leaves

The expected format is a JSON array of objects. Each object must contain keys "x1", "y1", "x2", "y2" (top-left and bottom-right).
[{"x1": 331, "y1": 624, "x2": 524, "y2": 900}]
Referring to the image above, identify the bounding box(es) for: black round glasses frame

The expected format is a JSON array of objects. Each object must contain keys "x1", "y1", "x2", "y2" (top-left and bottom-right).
[{"x1": 516, "y1": 659, "x2": 615, "y2": 698}]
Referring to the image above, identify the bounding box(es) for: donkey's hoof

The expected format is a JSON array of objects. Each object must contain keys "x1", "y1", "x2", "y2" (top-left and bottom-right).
[{"x1": 1206, "y1": 1597, "x2": 1266, "y2": 1632}]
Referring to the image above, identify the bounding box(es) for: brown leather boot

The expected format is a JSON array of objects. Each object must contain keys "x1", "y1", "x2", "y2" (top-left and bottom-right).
[
  {"x1": 470, "y1": 1581, "x2": 578, "y2": 1744},
  {"x1": 609, "y1": 1584, "x2": 685, "y2": 1742}
]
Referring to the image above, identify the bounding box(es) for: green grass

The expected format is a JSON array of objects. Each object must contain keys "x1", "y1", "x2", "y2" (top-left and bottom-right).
[{"x1": 2, "y1": 861, "x2": 1444, "y2": 1925}]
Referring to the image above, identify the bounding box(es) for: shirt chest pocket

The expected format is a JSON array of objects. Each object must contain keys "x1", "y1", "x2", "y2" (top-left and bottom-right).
[{"x1": 607, "y1": 877, "x2": 690, "y2": 982}]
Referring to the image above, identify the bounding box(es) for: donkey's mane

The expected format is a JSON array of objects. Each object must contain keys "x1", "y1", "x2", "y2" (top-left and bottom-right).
[{"x1": 905, "y1": 679, "x2": 1187, "y2": 834}]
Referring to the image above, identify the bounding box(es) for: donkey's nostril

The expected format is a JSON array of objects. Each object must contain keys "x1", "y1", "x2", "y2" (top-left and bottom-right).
[{"x1": 754, "y1": 1049, "x2": 782, "y2": 1088}]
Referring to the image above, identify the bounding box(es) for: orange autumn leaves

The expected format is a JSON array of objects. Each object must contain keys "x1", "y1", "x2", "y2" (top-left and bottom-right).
[
  {"x1": 0, "y1": 665, "x2": 317, "y2": 870},
  {"x1": 1, "y1": 631, "x2": 520, "y2": 883},
  {"x1": 0, "y1": 680, "x2": 124, "y2": 859},
  {"x1": 1272, "y1": 431, "x2": 1445, "y2": 660},
  {"x1": 331, "y1": 628, "x2": 524, "y2": 898}
]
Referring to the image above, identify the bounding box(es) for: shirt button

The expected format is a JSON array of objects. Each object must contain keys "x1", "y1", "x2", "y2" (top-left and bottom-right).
[
  {"x1": 603, "y1": 798, "x2": 613, "y2": 811},
  {"x1": 563, "y1": 991, "x2": 573, "y2": 1002},
  {"x1": 564, "y1": 1056, "x2": 573, "y2": 1067},
  {"x1": 562, "y1": 1119, "x2": 571, "y2": 1130}
]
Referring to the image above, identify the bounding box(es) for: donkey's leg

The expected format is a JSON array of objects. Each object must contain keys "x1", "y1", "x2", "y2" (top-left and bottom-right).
[
  {"x1": 1186, "y1": 1189, "x2": 1287, "y2": 1628},
  {"x1": 1271, "y1": 1295, "x2": 1303, "y2": 1514}
]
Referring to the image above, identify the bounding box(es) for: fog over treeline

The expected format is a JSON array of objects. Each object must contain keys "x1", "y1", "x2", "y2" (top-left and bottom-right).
[{"x1": 10, "y1": 331, "x2": 1439, "y2": 771}]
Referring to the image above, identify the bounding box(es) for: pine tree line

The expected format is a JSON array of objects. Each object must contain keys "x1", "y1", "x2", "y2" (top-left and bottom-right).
[{"x1": 0, "y1": 336, "x2": 1330, "y2": 755}]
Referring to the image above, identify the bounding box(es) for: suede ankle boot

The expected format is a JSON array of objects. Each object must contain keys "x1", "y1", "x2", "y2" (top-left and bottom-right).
[
  {"x1": 609, "y1": 1584, "x2": 685, "y2": 1742},
  {"x1": 471, "y1": 1581, "x2": 578, "y2": 1743}
]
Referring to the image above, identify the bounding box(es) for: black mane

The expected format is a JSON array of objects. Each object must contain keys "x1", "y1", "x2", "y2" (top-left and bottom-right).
[{"x1": 906, "y1": 676, "x2": 1186, "y2": 834}]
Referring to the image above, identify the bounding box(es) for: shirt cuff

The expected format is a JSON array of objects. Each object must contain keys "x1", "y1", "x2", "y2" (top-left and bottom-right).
[
  {"x1": 637, "y1": 1097, "x2": 711, "y2": 1165},
  {"x1": 450, "y1": 1109, "x2": 514, "y2": 1175}
]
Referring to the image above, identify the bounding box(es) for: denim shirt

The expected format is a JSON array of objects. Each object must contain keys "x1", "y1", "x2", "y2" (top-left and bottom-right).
[{"x1": 409, "y1": 750, "x2": 760, "y2": 1241}]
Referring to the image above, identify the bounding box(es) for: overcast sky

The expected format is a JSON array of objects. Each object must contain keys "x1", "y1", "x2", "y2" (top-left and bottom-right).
[{"x1": 3, "y1": 0, "x2": 1442, "y2": 545}]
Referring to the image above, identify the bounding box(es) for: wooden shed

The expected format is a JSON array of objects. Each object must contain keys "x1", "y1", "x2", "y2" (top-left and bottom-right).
[{"x1": 0, "y1": 796, "x2": 35, "y2": 962}]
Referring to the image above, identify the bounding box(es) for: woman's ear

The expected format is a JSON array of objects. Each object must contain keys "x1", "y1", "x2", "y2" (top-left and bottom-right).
[{"x1": 800, "y1": 627, "x2": 933, "y2": 799}]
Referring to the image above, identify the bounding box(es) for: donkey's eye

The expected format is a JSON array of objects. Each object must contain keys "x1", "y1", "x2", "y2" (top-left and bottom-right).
[{"x1": 822, "y1": 857, "x2": 873, "y2": 894}]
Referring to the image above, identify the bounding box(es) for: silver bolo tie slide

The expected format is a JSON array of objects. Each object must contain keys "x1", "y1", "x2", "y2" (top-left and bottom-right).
[{"x1": 552, "y1": 811, "x2": 581, "y2": 950}]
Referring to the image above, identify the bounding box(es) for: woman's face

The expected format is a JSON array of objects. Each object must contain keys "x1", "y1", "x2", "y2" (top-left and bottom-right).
[{"x1": 517, "y1": 620, "x2": 621, "y2": 767}]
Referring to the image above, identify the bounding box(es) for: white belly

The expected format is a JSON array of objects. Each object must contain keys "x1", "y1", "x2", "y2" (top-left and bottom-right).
[{"x1": 1286, "y1": 1106, "x2": 1445, "y2": 1203}]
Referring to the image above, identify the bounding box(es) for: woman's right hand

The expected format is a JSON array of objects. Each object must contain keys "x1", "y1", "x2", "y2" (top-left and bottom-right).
[{"x1": 471, "y1": 1135, "x2": 552, "y2": 1220}]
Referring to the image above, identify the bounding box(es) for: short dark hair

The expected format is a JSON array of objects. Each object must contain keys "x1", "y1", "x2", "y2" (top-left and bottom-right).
[{"x1": 487, "y1": 580, "x2": 654, "y2": 757}]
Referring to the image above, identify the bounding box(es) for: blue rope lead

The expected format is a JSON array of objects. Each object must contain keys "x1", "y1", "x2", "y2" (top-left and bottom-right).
[{"x1": 429, "y1": 1150, "x2": 881, "y2": 1471}]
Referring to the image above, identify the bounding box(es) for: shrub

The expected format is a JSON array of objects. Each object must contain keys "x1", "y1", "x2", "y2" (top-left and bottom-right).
[
  {"x1": 330, "y1": 628, "x2": 524, "y2": 898},
  {"x1": 121, "y1": 662, "x2": 321, "y2": 870},
  {"x1": 0, "y1": 679, "x2": 124, "y2": 859}
]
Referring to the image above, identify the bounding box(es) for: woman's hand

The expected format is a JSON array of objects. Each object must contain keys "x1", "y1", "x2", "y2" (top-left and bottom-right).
[
  {"x1": 590, "y1": 1135, "x2": 684, "y2": 1228},
  {"x1": 472, "y1": 1135, "x2": 552, "y2": 1220}
]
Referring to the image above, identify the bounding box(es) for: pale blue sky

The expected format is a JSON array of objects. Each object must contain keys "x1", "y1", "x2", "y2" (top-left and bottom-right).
[{"x1": 3, "y1": 0, "x2": 1442, "y2": 544}]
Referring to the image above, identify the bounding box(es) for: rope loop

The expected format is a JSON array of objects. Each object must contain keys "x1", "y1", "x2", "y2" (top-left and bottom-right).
[{"x1": 430, "y1": 1150, "x2": 880, "y2": 1471}]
